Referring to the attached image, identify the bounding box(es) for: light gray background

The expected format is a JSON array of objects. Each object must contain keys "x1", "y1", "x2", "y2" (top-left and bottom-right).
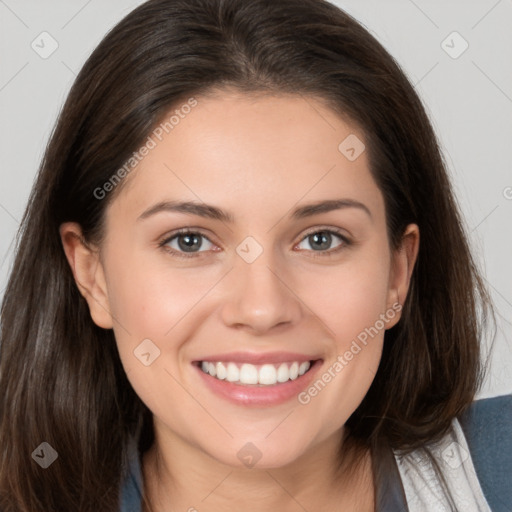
[{"x1": 0, "y1": 0, "x2": 511, "y2": 398}]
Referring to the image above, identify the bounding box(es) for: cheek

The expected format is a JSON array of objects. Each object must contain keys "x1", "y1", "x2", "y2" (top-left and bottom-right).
[
  {"x1": 293, "y1": 246, "x2": 392, "y2": 427},
  {"x1": 298, "y1": 244, "x2": 392, "y2": 343},
  {"x1": 103, "y1": 243, "x2": 225, "y2": 376},
  {"x1": 103, "y1": 256, "x2": 219, "y2": 420},
  {"x1": 104, "y1": 241, "x2": 216, "y2": 333}
]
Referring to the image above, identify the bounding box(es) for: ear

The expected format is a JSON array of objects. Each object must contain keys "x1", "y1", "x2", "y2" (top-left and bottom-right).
[
  {"x1": 59, "y1": 222, "x2": 113, "y2": 329},
  {"x1": 385, "y1": 223, "x2": 420, "y2": 328}
]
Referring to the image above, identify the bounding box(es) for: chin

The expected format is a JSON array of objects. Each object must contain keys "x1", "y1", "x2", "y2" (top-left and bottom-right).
[{"x1": 208, "y1": 438, "x2": 310, "y2": 470}]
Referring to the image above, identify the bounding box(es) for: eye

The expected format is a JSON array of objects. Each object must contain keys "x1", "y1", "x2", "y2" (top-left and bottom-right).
[
  {"x1": 159, "y1": 227, "x2": 351, "y2": 260},
  {"x1": 295, "y1": 228, "x2": 351, "y2": 257},
  {"x1": 159, "y1": 229, "x2": 216, "y2": 259}
]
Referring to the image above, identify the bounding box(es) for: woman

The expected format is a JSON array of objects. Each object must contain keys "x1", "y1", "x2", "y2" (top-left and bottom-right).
[{"x1": 0, "y1": 0, "x2": 510, "y2": 510}]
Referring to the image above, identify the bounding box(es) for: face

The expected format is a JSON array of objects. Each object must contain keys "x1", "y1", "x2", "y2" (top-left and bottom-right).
[{"x1": 62, "y1": 90, "x2": 418, "y2": 469}]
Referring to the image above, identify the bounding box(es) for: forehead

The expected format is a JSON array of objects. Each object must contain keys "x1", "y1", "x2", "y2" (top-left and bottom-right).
[{"x1": 106, "y1": 91, "x2": 384, "y2": 225}]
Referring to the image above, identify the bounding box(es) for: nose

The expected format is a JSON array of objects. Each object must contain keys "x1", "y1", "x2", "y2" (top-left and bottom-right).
[{"x1": 220, "y1": 247, "x2": 303, "y2": 335}]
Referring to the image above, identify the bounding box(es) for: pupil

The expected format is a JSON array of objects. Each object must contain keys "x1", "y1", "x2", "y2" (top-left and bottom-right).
[
  {"x1": 178, "y1": 234, "x2": 201, "y2": 252},
  {"x1": 311, "y1": 231, "x2": 330, "y2": 250}
]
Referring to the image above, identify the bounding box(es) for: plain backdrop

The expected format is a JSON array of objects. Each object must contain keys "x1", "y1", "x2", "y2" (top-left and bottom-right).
[{"x1": 0, "y1": 0, "x2": 511, "y2": 398}]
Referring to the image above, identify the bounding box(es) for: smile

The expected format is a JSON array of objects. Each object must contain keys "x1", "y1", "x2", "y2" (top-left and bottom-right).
[
  {"x1": 199, "y1": 360, "x2": 312, "y2": 386},
  {"x1": 193, "y1": 356, "x2": 324, "y2": 406}
]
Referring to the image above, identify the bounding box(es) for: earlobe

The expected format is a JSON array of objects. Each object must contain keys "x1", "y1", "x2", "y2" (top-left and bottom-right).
[
  {"x1": 59, "y1": 222, "x2": 113, "y2": 329},
  {"x1": 386, "y1": 224, "x2": 420, "y2": 327}
]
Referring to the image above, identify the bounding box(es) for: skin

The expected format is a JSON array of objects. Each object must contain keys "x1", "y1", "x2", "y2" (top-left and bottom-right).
[{"x1": 60, "y1": 90, "x2": 419, "y2": 511}]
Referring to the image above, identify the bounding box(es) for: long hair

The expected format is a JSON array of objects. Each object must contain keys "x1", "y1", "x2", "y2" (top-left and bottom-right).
[{"x1": 0, "y1": 0, "x2": 495, "y2": 509}]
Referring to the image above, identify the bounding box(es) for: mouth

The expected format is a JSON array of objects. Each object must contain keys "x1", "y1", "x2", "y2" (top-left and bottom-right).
[
  {"x1": 192, "y1": 355, "x2": 324, "y2": 406},
  {"x1": 195, "y1": 360, "x2": 315, "y2": 386}
]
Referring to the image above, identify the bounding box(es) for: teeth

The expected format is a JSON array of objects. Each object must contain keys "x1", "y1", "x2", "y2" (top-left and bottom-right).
[
  {"x1": 277, "y1": 363, "x2": 289, "y2": 383},
  {"x1": 215, "y1": 362, "x2": 227, "y2": 380},
  {"x1": 289, "y1": 362, "x2": 299, "y2": 380},
  {"x1": 259, "y1": 364, "x2": 277, "y2": 385},
  {"x1": 226, "y1": 362, "x2": 239, "y2": 382},
  {"x1": 298, "y1": 361, "x2": 309, "y2": 375},
  {"x1": 240, "y1": 363, "x2": 259, "y2": 384},
  {"x1": 200, "y1": 360, "x2": 312, "y2": 385}
]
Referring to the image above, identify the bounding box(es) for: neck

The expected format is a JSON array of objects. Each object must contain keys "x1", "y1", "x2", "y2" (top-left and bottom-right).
[{"x1": 141, "y1": 425, "x2": 375, "y2": 512}]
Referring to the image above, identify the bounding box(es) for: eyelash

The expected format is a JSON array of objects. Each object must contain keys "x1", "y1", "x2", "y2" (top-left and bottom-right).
[{"x1": 158, "y1": 227, "x2": 352, "y2": 260}]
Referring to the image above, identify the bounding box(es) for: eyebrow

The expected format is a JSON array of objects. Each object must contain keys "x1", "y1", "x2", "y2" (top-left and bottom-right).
[{"x1": 137, "y1": 198, "x2": 372, "y2": 223}]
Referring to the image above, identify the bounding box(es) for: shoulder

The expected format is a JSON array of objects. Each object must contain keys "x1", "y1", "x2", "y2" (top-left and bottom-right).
[{"x1": 458, "y1": 393, "x2": 512, "y2": 512}]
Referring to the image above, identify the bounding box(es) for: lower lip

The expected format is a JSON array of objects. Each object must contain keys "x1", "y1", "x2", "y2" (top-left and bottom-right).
[{"x1": 193, "y1": 360, "x2": 323, "y2": 407}]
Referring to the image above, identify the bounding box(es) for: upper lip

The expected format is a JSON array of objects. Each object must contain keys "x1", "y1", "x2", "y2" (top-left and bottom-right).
[{"x1": 193, "y1": 351, "x2": 322, "y2": 365}]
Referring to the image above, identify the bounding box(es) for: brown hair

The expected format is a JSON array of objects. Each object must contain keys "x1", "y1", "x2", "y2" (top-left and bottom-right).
[{"x1": 0, "y1": 0, "x2": 495, "y2": 510}]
